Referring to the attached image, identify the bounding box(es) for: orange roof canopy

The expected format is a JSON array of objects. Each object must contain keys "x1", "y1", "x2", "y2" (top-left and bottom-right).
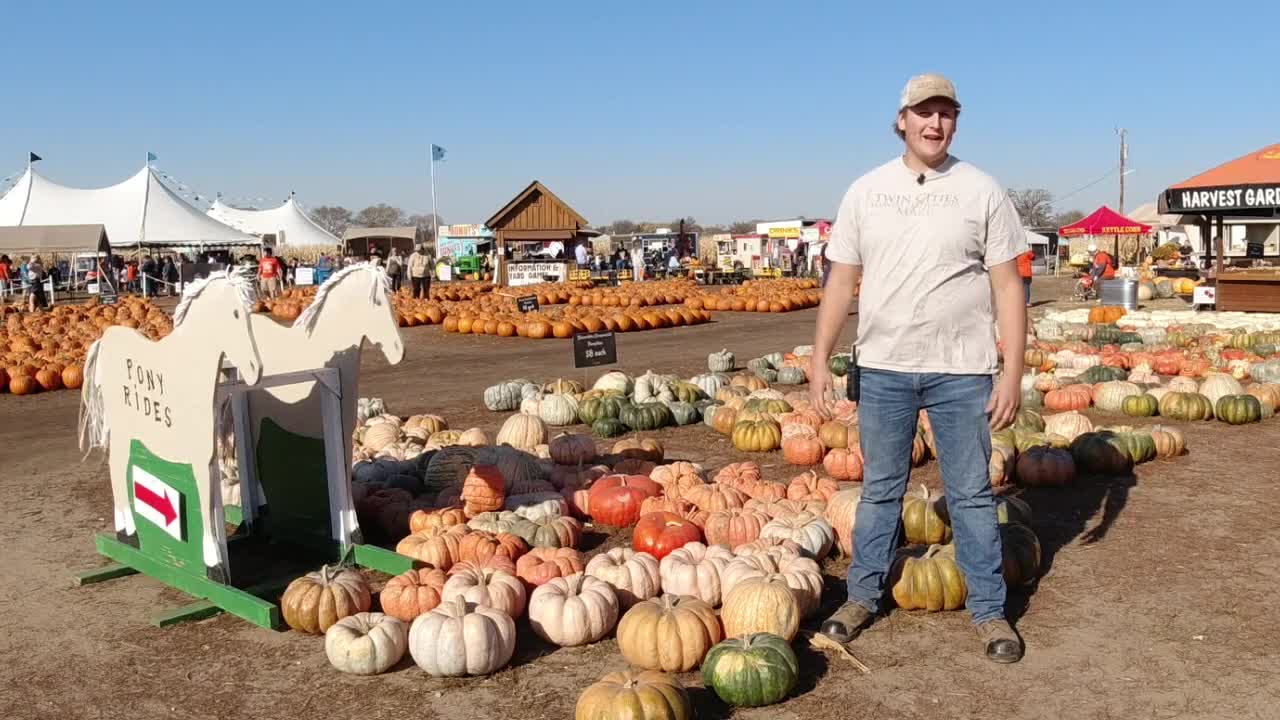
[{"x1": 1170, "y1": 143, "x2": 1280, "y2": 189}]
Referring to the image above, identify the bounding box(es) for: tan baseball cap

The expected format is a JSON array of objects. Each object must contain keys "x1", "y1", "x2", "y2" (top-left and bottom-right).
[{"x1": 899, "y1": 73, "x2": 961, "y2": 110}]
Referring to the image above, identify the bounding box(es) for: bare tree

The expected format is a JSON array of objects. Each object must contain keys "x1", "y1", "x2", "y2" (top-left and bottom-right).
[
  {"x1": 309, "y1": 205, "x2": 353, "y2": 237},
  {"x1": 406, "y1": 213, "x2": 445, "y2": 244},
  {"x1": 353, "y1": 203, "x2": 405, "y2": 228},
  {"x1": 1052, "y1": 209, "x2": 1087, "y2": 228},
  {"x1": 1007, "y1": 189, "x2": 1055, "y2": 227},
  {"x1": 609, "y1": 219, "x2": 638, "y2": 235},
  {"x1": 670, "y1": 216, "x2": 702, "y2": 232},
  {"x1": 728, "y1": 220, "x2": 758, "y2": 234}
]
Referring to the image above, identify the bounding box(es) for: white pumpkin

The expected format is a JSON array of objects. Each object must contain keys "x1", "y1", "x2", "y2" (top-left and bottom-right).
[
  {"x1": 1199, "y1": 372, "x2": 1244, "y2": 406},
  {"x1": 483, "y1": 381, "x2": 525, "y2": 412},
  {"x1": 1165, "y1": 376, "x2": 1200, "y2": 393},
  {"x1": 658, "y1": 541, "x2": 734, "y2": 607},
  {"x1": 719, "y1": 553, "x2": 824, "y2": 618},
  {"x1": 507, "y1": 494, "x2": 568, "y2": 522},
  {"x1": 324, "y1": 612, "x2": 408, "y2": 675},
  {"x1": 758, "y1": 512, "x2": 835, "y2": 560},
  {"x1": 496, "y1": 413, "x2": 548, "y2": 451},
  {"x1": 408, "y1": 597, "x2": 516, "y2": 676},
  {"x1": 527, "y1": 573, "x2": 619, "y2": 647},
  {"x1": 441, "y1": 567, "x2": 527, "y2": 619},
  {"x1": 537, "y1": 394, "x2": 580, "y2": 427},
  {"x1": 1093, "y1": 381, "x2": 1142, "y2": 413},
  {"x1": 689, "y1": 372, "x2": 727, "y2": 399},
  {"x1": 1044, "y1": 410, "x2": 1093, "y2": 441},
  {"x1": 584, "y1": 548, "x2": 661, "y2": 609},
  {"x1": 457, "y1": 427, "x2": 490, "y2": 447},
  {"x1": 592, "y1": 370, "x2": 634, "y2": 395},
  {"x1": 361, "y1": 423, "x2": 401, "y2": 453}
]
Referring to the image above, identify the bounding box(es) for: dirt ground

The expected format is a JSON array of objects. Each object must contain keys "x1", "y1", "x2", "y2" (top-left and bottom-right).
[{"x1": 4, "y1": 277, "x2": 1280, "y2": 720}]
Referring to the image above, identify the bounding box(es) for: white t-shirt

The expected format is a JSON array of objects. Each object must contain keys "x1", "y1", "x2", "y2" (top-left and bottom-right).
[
  {"x1": 575, "y1": 243, "x2": 589, "y2": 265},
  {"x1": 825, "y1": 155, "x2": 1026, "y2": 375}
]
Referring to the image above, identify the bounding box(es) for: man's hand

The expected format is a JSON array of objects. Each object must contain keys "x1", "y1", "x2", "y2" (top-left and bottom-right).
[
  {"x1": 986, "y1": 373, "x2": 1021, "y2": 430},
  {"x1": 809, "y1": 364, "x2": 834, "y2": 419}
]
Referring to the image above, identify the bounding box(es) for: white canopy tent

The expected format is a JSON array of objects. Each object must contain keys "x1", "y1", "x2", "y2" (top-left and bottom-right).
[
  {"x1": 0, "y1": 165, "x2": 258, "y2": 248},
  {"x1": 206, "y1": 195, "x2": 339, "y2": 247}
]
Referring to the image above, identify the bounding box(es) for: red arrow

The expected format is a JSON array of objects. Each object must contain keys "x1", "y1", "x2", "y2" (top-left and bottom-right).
[{"x1": 135, "y1": 482, "x2": 178, "y2": 526}]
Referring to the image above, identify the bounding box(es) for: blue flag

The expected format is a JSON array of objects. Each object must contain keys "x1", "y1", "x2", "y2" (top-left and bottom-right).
[
  {"x1": 431, "y1": 144, "x2": 446, "y2": 162},
  {"x1": 147, "y1": 151, "x2": 158, "y2": 163}
]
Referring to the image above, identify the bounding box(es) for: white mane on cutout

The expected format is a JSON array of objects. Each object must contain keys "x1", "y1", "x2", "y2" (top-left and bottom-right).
[
  {"x1": 293, "y1": 262, "x2": 392, "y2": 335},
  {"x1": 172, "y1": 270, "x2": 255, "y2": 327}
]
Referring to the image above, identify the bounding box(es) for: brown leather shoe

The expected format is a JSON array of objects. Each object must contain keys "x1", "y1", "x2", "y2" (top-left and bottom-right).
[
  {"x1": 820, "y1": 602, "x2": 874, "y2": 643},
  {"x1": 976, "y1": 619, "x2": 1024, "y2": 663}
]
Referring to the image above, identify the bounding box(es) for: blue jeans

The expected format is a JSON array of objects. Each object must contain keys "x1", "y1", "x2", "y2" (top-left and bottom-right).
[{"x1": 846, "y1": 369, "x2": 1007, "y2": 623}]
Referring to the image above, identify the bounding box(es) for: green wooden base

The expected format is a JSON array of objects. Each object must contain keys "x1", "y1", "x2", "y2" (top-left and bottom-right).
[
  {"x1": 94, "y1": 533, "x2": 281, "y2": 630},
  {"x1": 152, "y1": 600, "x2": 221, "y2": 627},
  {"x1": 353, "y1": 543, "x2": 417, "y2": 575},
  {"x1": 73, "y1": 561, "x2": 139, "y2": 586}
]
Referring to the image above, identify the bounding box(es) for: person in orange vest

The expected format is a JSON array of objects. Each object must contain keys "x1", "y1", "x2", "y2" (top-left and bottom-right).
[
  {"x1": 1016, "y1": 248, "x2": 1034, "y2": 307},
  {"x1": 1087, "y1": 243, "x2": 1117, "y2": 282},
  {"x1": 258, "y1": 247, "x2": 284, "y2": 299}
]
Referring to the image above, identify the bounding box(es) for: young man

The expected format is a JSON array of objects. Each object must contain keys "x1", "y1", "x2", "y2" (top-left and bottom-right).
[
  {"x1": 386, "y1": 249, "x2": 404, "y2": 292},
  {"x1": 407, "y1": 245, "x2": 432, "y2": 299},
  {"x1": 258, "y1": 247, "x2": 283, "y2": 299},
  {"x1": 809, "y1": 74, "x2": 1028, "y2": 663}
]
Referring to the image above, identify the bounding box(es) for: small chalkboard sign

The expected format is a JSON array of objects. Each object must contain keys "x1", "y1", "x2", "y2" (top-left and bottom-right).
[
  {"x1": 517, "y1": 295, "x2": 540, "y2": 313},
  {"x1": 574, "y1": 331, "x2": 617, "y2": 368},
  {"x1": 1246, "y1": 241, "x2": 1264, "y2": 259}
]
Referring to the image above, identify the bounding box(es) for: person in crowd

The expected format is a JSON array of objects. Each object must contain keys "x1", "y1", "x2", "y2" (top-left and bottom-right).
[
  {"x1": 1017, "y1": 247, "x2": 1035, "y2": 308},
  {"x1": 1086, "y1": 243, "x2": 1117, "y2": 283},
  {"x1": 630, "y1": 245, "x2": 644, "y2": 281},
  {"x1": 163, "y1": 256, "x2": 179, "y2": 294},
  {"x1": 574, "y1": 241, "x2": 590, "y2": 268},
  {"x1": 386, "y1": 249, "x2": 404, "y2": 292},
  {"x1": 258, "y1": 247, "x2": 284, "y2": 299},
  {"x1": 27, "y1": 255, "x2": 48, "y2": 311},
  {"x1": 810, "y1": 73, "x2": 1027, "y2": 664},
  {"x1": 0, "y1": 254, "x2": 11, "y2": 298},
  {"x1": 408, "y1": 244, "x2": 432, "y2": 299},
  {"x1": 140, "y1": 254, "x2": 158, "y2": 296}
]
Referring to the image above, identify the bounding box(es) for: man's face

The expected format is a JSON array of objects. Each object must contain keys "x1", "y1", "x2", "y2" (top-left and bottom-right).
[{"x1": 898, "y1": 98, "x2": 958, "y2": 163}]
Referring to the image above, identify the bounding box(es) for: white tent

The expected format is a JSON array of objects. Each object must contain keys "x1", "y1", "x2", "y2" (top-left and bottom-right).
[
  {"x1": 0, "y1": 165, "x2": 258, "y2": 248},
  {"x1": 206, "y1": 195, "x2": 339, "y2": 247}
]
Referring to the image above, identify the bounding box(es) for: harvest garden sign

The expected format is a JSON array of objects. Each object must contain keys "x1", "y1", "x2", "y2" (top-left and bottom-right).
[{"x1": 75, "y1": 265, "x2": 412, "y2": 629}]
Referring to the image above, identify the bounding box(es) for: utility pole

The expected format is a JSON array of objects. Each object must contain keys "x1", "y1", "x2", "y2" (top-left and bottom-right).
[{"x1": 1117, "y1": 128, "x2": 1128, "y2": 214}]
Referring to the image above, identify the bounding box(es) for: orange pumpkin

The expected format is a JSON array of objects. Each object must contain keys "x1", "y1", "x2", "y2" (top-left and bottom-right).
[
  {"x1": 823, "y1": 447, "x2": 864, "y2": 481},
  {"x1": 461, "y1": 465, "x2": 505, "y2": 518}
]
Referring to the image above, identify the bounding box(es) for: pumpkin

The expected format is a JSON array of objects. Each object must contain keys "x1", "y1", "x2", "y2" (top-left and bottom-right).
[
  {"x1": 822, "y1": 447, "x2": 864, "y2": 481},
  {"x1": 380, "y1": 567, "x2": 447, "y2": 622},
  {"x1": 584, "y1": 548, "x2": 661, "y2": 609},
  {"x1": 633, "y1": 512, "x2": 704, "y2": 560},
  {"x1": 516, "y1": 547, "x2": 586, "y2": 589},
  {"x1": 785, "y1": 470, "x2": 838, "y2": 502},
  {"x1": 612, "y1": 437, "x2": 665, "y2": 463},
  {"x1": 457, "y1": 530, "x2": 529, "y2": 566},
  {"x1": 1215, "y1": 394, "x2": 1262, "y2": 424},
  {"x1": 731, "y1": 419, "x2": 782, "y2": 452},
  {"x1": 408, "y1": 507, "x2": 468, "y2": 535},
  {"x1": 408, "y1": 597, "x2": 516, "y2": 676},
  {"x1": 719, "y1": 575, "x2": 801, "y2": 641},
  {"x1": 720, "y1": 552, "x2": 823, "y2": 618},
  {"x1": 395, "y1": 526, "x2": 467, "y2": 570},
  {"x1": 620, "y1": 402, "x2": 674, "y2": 431},
  {"x1": 901, "y1": 484, "x2": 951, "y2": 545},
  {"x1": 495, "y1": 412, "x2": 548, "y2": 450},
  {"x1": 889, "y1": 543, "x2": 966, "y2": 611},
  {"x1": 1247, "y1": 383, "x2": 1280, "y2": 413},
  {"x1": 575, "y1": 670, "x2": 693, "y2": 720},
  {"x1": 1092, "y1": 381, "x2": 1143, "y2": 413},
  {"x1": 649, "y1": 461, "x2": 706, "y2": 498},
  {"x1": 701, "y1": 633, "x2": 799, "y2": 708},
  {"x1": 708, "y1": 348, "x2": 736, "y2": 372},
  {"x1": 757, "y1": 512, "x2": 835, "y2": 561},
  {"x1": 1044, "y1": 410, "x2": 1093, "y2": 441},
  {"x1": 781, "y1": 430, "x2": 825, "y2": 466},
  {"x1": 440, "y1": 566, "x2": 526, "y2": 618},
  {"x1": 1070, "y1": 431, "x2": 1134, "y2": 477},
  {"x1": 1102, "y1": 429, "x2": 1157, "y2": 465},
  {"x1": 591, "y1": 417, "x2": 627, "y2": 438},
  {"x1": 617, "y1": 594, "x2": 723, "y2": 673},
  {"x1": 1121, "y1": 393, "x2": 1159, "y2": 417},
  {"x1": 683, "y1": 483, "x2": 748, "y2": 512},
  {"x1": 775, "y1": 366, "x2": 806, "y2": 385},
  {"x1": 527, "y1": 573, "x2": 620, "y2": 647},
  {"x1": 702, "y1": 508, "x2": 769, "y2": 548},
  {"x1": 824, "y1": 488, "x2": 862, "y2": 557},
  {"x1": 996, "y1": 494, "x2": 1034, "y2": 526},
  {"x1": 1001, "y1": 522, "x2": 1041, "y2": 587},
  {"x1": 59, "y1": 363, "x2": 84, "y2": 390},
  {"x1": 324, "y1": 612, "x2": 408, "y2": 675},
  {"x1": 1044, "y1": 386, "x2": 1091, "y2": 411},
  {"x1": 1141, "y1": 424, "x2": 1187, "y2": 458},
  {"x1": 1200, "y1": 373, "x2": 1245, "y2": 406},
  {"x1": 460, "y1": 464, "x2": 506, "y2": 518},
  {"x1": 818, "y1": 419, "x2": 859, "y2": 449},
  {"x1": 579, "y1": 395, "x2": 629, "y2": 425},
  {"x1": 1015, "y1": 446, "x2": 1075, "y2": 487},
  {"x1": 713, "y1": 461, "x2": 762, "y2": 487},
  {"x1": 589, "y1": 474, "x2": 661, "y2": 526},
  {"x1": 281, "y1": 564, "x2": 373, "y2": 634},
  {"x1": 828, "y1": 354, "x2": 851, "y2": 376},
  {"x1": 659, "y1": 541, "x2": 734, "y2": 607},
  {"x1": 1158, "y1": 391, "x2": 1214, "y2": 421},
  {"x1": 1088, "y1": 305, "x2": 1127, "y2": 324},
  {"x1": 549, "y1": 433, "x2": 597, "y2": 465}
]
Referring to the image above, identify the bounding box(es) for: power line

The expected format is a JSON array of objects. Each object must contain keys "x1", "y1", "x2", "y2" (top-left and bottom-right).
[{"x1": 1054, "y1": 166, "x2": 1120, "y2": 205}]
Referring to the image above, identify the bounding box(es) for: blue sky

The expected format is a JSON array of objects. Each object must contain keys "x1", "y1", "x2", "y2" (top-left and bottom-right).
[{"x1": 3, "y1": 0, "x2": 1275, "y2": 226}]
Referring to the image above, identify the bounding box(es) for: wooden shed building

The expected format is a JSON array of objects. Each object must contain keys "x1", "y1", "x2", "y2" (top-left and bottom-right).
[{"x1": 485, "y1": 180, "x2": 597, "y2": 286}]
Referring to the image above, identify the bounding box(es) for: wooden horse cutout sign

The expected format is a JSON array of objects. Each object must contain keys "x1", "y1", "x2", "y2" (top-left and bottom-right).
[
  {"x1": 229, "y1": 263, "x2": 403, "y2": 547},
  {"x1": 79, "y1": 271, "x2": 262, "y2": 581}
]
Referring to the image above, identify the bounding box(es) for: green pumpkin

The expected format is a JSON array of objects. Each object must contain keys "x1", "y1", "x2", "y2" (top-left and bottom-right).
[
  {"x1": 1158, "y1": 391, "x2": 1214, "y2": 421},
  {"x1": 1012, "y1": 429, "x2": 1049, "y2": 453},
  {"x1": 1165, "y1": 331, "x2": 1196, "y2": 348},
  {"x1": 1121, "y1": 393, "x2": 1159, "y2": 417},
  {"x1": 1001, "y1": 522, "x2": 1041, "y2": 587},
  {"x1": 1077, "y1": 365, "x2": 1128, "y2": 384},
  {"x1": 753, "y1": 367, "x2": 779, "y2": 383},
  {"x1": 746, "y1": 357, "x2": 772, "y2": 373},
  {"x1": 666, "y1": 400, "x2": 700, "y2": 426},
  {"x1": 1070, "y1": 431, "x2": 1134, "y2": 477},
  {"x1": 828, "y1": 354, "x2": 851, "y2": 377},
  {"x1": 1227, "y1": 331, "x2": 1254, "y2": 350},
  {"x1": 669, "y1": 381, "x2": 707, "y2": 404},
  {"x1": 762, "y1": 352, "x2": 785, "y2": 369},
  {"x1": 619, "y1": 401, "x2": 672, "y2": 431},
  {"x1": 577, "y1": 395, "x2": 629, "y2": 425},
  {"x1": 743, "y1": 398, "x2": 793, "y2": 416},
  {"x1": 991, "y1": 427, "x2": 1016, "y2": 448},
  {"x1": 1216, "y1": 394, "x2": 1263, "y2": 425},
  {"x1": 590, "y1": 417, "x2": 627, "y2": 438},
  {"x1": 996, "y1": 495, "x2": 1033, "y2": 527},
  {"x1": 708, "y1": 348, "x2": 736, "y2": 372},
  {"x1": 1021, "y1": 388, "x2": 1044, "y2": 409},
  {"x1": 702, "y1": 403, "x2": 724, "y2": 428},
  {"x1": 775, "y1": 367, "x2": 806, "y2": 385},
  {"x1": 1105, "y1": 430, "x2": 1157, "y2": 464},
  {"x1": 1013, "y1": 408, "x2": 1045, "y2": 432},
  {"x1": 701, "y1": 633, "x2": 798, "y2": 708}
]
